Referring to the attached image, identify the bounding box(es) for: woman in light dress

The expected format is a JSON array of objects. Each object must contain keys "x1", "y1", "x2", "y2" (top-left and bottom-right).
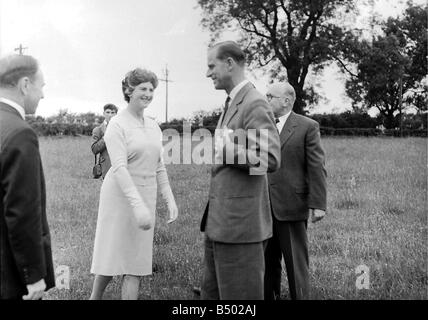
[{"x1": 89, "y1": 68, "x2": 178, "y2": 300}]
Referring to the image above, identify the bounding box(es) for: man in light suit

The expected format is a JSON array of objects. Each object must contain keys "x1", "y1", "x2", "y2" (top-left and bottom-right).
[
  {"x1": 91, "y1": 103, "x2": 117, "y2": 179},
  {"x1": 264, "y1": 82, "x2": 327, "y2": 300},
  {"x1": 0, "y1": 54, "x2": 55, "y2": 300},
  {"x1": 200, "y1": 41, "x2": 281, "y2": 300}
]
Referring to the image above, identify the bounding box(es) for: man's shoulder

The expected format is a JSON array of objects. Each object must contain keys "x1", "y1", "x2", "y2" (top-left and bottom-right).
[
  {"x1": 239, "y1": 85, "x2": 269, "y2": 112},
  {"x1": 0, "y1": 105, "x2": 26, "y2": 122},
  {"x1": 293, "y1": 113, "x2": 319, "y2": 128},
  {"x1": 1, "y1": 110, "x2": 32, "y2": 136},
  {"x1": 1, "y1": 120, "x2": 37, "y2": 151},
  {"x1": 92, "y1": 123, "x2": 103, "y2": 134},
  {"x1": 245, "y1": 84, "x2": 265, "y2": 101}
]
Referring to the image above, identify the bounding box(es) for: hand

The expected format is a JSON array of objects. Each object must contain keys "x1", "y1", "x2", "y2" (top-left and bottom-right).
[
  {"x1": 214, "y1": 135, "x2": 225, "y2": 162},
  {"x1": 215, "y1": 128, "x2": 233, "y2": 162},
  {"x1": 23, "y1": 279, "x2": 46, "y2": 300},
  {"x1": 167, "y1": 199, "x2": 178, "y2": 224},
  {"x1": 134, "y1": 205, "x2": 153, "y2": 230},
  {"x1": 310, "y1": 209, "x2": 325, "y2": 223}
]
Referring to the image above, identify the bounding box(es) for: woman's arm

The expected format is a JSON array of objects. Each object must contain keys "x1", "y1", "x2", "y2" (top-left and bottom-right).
[{"x1": 104, "y1": 120, "x2": 152, "y2": 229}]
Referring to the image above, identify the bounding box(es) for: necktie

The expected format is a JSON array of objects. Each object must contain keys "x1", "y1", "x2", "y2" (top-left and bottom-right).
[
  {"x1": 224, "y1": 96, "x2": 231, "y2": 115},
  {"x1": 275, "y1": 118, "x2": 280, "y2": 132}
]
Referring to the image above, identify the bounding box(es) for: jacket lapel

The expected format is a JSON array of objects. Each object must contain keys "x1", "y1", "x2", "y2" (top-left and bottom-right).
[
  {"x1": 280, "y1": 111, "x2": 298, "y2": 147},
  {"x1": 0, "y1": 102, "x2": 22, "y2": 119},
  {"x1": 216, "y1": 111, "x2": 225, "y2": 129},
  {"x1": 221, "y1": 82, "x2": 254, "y2": 128}
]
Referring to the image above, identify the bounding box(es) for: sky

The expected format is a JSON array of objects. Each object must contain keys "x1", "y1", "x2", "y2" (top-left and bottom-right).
[{"x1": 0, "y1": 0, "x2": 421, "y2": 121}]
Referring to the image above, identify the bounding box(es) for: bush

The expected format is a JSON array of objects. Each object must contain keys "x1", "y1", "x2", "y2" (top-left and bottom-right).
[
  {"x1": 383, "y1": 129, "x2": 427, "y2": 137},
  {"x1": 26, "y1": 111, "x2": 426, "y2": 137},
  {"x1": 30, "y1": 122, "x2": 95, "y2": 137},
  {"x1": 319, "y1": 127, "x2": 426, "y2": 137},
  {"x1": 319, "y1": 127, "x2": 382, "y2": 136},
  {"x1": 310, "y1": 111, "x2": 381, "y2": 129}
]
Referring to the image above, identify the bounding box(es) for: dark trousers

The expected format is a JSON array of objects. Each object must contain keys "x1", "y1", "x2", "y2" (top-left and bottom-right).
[
  {"x1": 264, "y1": 217, "x2": 309, "y2": 300},
  {"x1": 201, "y1": 236, "x2": 266, "y2": 300}
]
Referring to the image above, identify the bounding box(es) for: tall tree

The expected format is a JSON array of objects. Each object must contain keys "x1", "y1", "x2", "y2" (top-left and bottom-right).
[
  {"x1": 344, "y1": 2, "x2": 427, "y2": 128},
  {"x1": 198, "y1": 0, "x2": 357, "y2": 114},
  {"x1": 394, "y1": 2, "x2": 428, "y2": 114}
]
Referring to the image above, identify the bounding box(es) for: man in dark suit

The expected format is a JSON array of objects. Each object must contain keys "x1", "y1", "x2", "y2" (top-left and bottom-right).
[
  {"x1": 264, "y1": 82, "x2": 327, "y2": 300},
  {"x1": 200, "y1": 41, "x2": 281, "y2": 300},
  {"x1": 0, "y1": 54, "x2": 55, "y2": 300},
  {"x1": 91, "y1": 103, "x2": 117, "y2": 179}
]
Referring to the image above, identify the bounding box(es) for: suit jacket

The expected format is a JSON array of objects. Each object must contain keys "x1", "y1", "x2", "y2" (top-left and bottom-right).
[
  {"x1": 268, "y1": 112, "x2": 327, "y2": 221},
  {"x1": 91, "y1": 123, "x2": 111, "y2": 178},
  {"x1": 201, "y1": 82, "x2": 281, "y2": 243},
  {"x1": 0, "y1": 102, "x2": 55, "y2": 299}
]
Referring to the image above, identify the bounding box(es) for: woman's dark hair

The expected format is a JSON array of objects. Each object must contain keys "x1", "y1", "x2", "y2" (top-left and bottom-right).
[{"x1": 121, "y1": 68, "x2": 158, "y2": 103}]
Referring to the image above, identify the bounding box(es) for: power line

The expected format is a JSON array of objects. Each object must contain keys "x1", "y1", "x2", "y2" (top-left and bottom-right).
[
  {"x1": 159, "y1": 64, "x2": 174, "y2": 123},
  {"x1": 14, "y1": 44, "x2": 28, "y2": 55}
]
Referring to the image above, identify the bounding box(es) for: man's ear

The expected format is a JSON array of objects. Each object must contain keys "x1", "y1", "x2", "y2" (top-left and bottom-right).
[
  {"x1": 226, "y1": 57, "x2": 235, "y2": 71},
  {"x1": 18, "y1": 77, "x2": 30, "y2": 95}
]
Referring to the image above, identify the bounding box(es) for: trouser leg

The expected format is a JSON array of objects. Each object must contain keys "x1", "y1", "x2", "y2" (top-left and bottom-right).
[
  {"x1": 264, "y1": 226, "x2": 282, "y2": 300},
  {"x1": 201, "y1": 236, "x2": 219, "y2": 300},
  {"x1": 276, "y1": 219, "x2": 309, "y2": 300},
  {"x1": 214, "y1": 241, "x2": 266, "y2": 300}
]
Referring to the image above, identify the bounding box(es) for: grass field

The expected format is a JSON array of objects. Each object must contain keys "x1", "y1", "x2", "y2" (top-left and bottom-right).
[{"x1": 40, "y1": 136, "x2": 427, "y2": 300}]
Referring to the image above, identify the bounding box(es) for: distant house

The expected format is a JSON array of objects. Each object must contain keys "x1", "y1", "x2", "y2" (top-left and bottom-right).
[{"x1": 376, "y1": 124, "x2": 385, "y2": 133}]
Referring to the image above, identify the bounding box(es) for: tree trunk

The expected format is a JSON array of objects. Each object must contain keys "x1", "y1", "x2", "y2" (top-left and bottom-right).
[
  {"x1": 383, "y1": 110, "x2": 397, "y2": 129},
  {"x1": 291, "y1": 84, "x2": 306, "y2": 115},
  {"x1": 293, "y1": 96, "x2": 305, "y2": 115},
  {"x1": 286, "y1": 61, "x2": 307, "y2": 115}
]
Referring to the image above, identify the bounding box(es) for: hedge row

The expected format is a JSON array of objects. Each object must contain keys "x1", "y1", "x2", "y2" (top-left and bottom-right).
[
  {"x1": 30, "y1": 123, "x2": 94, "y2": 136},
  {"x1": 320, "y1": 127, "x2": 427, "y2": 137},
  {"x1": 29, "y1": 122, "x2": 427, "y2": 137}
]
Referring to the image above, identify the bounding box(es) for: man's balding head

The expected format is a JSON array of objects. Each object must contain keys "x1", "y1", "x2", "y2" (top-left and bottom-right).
[
  {"x1": 0, "y1": 55, "x2": 39, "y2": 88},
  {"x1": 266, "y1": 82, "x2": 296, "y2": 117},
  {"x1": 0, "y1": 54, "x2": 45, "y2": 115}
]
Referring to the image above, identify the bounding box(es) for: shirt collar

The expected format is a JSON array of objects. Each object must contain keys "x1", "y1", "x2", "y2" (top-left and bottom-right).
[
  {"x1": 228, "y1": 79, "x2": 250, "y2": 102},
  {"x1": 277, "y1": 110, "x2": 292, "y2": 124},
  {"x1": 0, "y1": 97, "x2": 25, "y2": 120},
  {"x1": 276, "y1": 110, "x2": 292, "y2": 133}
]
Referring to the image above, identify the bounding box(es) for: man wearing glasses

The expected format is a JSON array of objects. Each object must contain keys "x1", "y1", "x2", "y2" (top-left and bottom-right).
[{"x1": 264, "y1": 82, "x2": 327, "y2": 300}]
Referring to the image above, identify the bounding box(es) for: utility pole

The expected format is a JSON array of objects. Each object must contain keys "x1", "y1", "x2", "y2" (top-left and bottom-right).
[
  {"x1": 398, "y1": 72, "x2": 409, "y2": 137},
  {"x1": 159, "y1": 65, "x2": 173, "y2": 123},
  {"x1": 14, "y1": 44, "x2": 28, "y2": 55},
  {"x1": 399, "y1": 75, "x2": 403, "y2": 137}
]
